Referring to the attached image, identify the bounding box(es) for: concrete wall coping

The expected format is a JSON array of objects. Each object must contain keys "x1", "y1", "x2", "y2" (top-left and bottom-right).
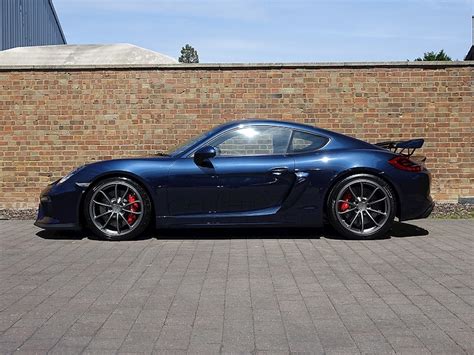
[{"x1": 0, "y1": 61, "x2": 472, "y2": 71}]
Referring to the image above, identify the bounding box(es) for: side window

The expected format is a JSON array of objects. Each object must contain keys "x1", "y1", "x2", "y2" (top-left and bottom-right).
[
  {"x1": 210, "y1": 126, "x2": 292, "y2": 157},
  {"x1": 289, "y1": 131, "x2": 328, "y2": 153}
]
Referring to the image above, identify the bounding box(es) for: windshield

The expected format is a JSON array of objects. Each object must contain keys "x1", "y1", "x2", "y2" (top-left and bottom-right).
[{"x1": 167, "y1": 130, "x2": 214, "y2": 156}]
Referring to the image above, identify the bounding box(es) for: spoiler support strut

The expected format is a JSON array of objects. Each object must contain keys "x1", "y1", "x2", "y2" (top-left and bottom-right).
[{"x1": 375, "y1": 139, "x2": 424, "y2": 158}]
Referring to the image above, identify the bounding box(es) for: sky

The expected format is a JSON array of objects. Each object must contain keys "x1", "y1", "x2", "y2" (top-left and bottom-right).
[{"x1": 53, "y1": 0, "x2": 473, "y2": 63}]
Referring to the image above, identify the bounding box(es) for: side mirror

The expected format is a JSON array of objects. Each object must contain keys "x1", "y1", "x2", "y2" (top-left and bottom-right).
[{"x1": 194, "y1": 146, "x2": 216, "y2": 165}]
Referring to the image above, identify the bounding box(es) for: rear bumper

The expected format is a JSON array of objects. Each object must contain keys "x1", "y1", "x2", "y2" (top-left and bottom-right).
[
  {"x1": 396, "y1": 169, "x2": 434, "y2": 221},
  {"x1": 400, "y1": 197, "x2": 434, "y2": 221},
  {"x1": 419, "y1": 199, "x2": 434, "y2": 219}
]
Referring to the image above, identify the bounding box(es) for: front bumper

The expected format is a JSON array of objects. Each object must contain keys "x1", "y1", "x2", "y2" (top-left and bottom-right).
[
  {"x1": 34, "y1": 219, "x2": 80, "y2": 230},
  {"x1": 34, "y1": 182, "x2": 84, "y2": 230}
]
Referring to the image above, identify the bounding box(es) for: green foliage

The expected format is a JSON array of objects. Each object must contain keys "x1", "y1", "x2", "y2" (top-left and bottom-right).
[
  {"x1": 178, "y1": 44, "x2": 199, "y2": 63},
  {"x1": 415, "y1": 49, "x2": 452, "y2": 61}
]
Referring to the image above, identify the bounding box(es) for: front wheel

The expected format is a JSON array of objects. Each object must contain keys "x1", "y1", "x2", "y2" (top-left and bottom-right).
[
  {"x1": 327, "y1": 174, "x2": 396, "y2": 239},
  {"x1": 84, "y1": 177, "x2": 152, "y2": 241}
]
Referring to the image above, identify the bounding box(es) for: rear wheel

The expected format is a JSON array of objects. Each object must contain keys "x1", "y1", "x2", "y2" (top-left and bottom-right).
[
  {"x1": 327, "y1": 174, "x2": 396, "y2": 239},
  {"x1": 84, "y1": 177, "x2": 152, "y2": 241}
]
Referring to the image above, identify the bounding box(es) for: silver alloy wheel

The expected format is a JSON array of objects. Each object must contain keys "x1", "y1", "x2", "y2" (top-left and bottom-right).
[
  {"x1": 89, "y1": 181, "x2": 144, "y2": 238},
  {"x1": 334, "y1": 178, "x2": 390, "y2": 236}
]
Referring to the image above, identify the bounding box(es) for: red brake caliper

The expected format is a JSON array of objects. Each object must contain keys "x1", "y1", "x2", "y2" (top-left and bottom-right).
[
  {"x1": 339, "y1": 192, "x2": 352, "y2": 212},
  {"x1": 127, "y1": 194, "x2": 139, "y2": 225}
]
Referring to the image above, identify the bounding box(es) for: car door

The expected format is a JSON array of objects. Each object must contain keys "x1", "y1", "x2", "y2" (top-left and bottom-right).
[
  {"x1": 166, "y1": 158, "x2": 218, "y2": 216},
  {"x1": 209, "y1": 125, "x2": 296, "y2": 215}
]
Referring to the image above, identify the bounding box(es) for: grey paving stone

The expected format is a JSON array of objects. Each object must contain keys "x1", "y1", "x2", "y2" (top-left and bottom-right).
[
  {"x1": 189, "y1": 327, "x2": 222, "y2": 345},
  {"x1": 17, "y1": 337, "x2": 58, "y2": 351},
  {"x1": 86, "y1": 336, "x2": 124, "y2": 350},
  {"x1": 154, "y1": 325, "x2": 192, "y2": 350},
  {"x1": 187, "y1": 343, "x2": 222, "y2": 354},
  {"x1": 254, "y1": 321, "x2": 288, "y2": 351},
  {"x1": 350, "y1": 332, "x2": 395, "y2": 354},
  {"x1": 48, "y1": 346, "x2": 86, "y2": 355},
  {"x1": 0, "y1": 327, "x2": 37, "y2": 343},
  {"x1": 55, "y1": 335, "x2": 92, "y2": 348},
  {"x1": 119, "y1": 330, "x2": 157, "y2": 353},
  {"x1": 222, "y1": 323, "x2": 254, "y2": 352},
  {"x1": 0, "y1": 341, "x2": 22, "y2": 353}
]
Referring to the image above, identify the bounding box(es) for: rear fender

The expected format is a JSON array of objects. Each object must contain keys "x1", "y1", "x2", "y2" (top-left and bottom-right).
[
  {"x1": 323, "y1": 167, "x2": 402, "y2": 219},
  {"x1": 292, "y1": 149, "x2": 403, "y2": 222}
]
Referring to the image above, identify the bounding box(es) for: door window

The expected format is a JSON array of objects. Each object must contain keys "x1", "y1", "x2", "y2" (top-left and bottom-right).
[{"x1": 209, "y1": 126, "x2": 292, "y2": 157}]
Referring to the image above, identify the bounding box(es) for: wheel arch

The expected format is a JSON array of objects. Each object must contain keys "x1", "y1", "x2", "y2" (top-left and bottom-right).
[
  {"x1": 77, "y1": 171, "x2": 156, "y2": 227},
  {"x1": 323, "y1": 167, "x2": 401, "y2": 220}
]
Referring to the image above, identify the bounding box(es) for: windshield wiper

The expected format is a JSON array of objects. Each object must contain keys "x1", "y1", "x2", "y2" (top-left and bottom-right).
[{"x1": 155, "y1": 152, "x2": 170, "y2": 157}]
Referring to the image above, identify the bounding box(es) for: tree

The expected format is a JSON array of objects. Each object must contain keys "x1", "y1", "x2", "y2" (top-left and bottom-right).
[
  {"x1": 415, "y1": 49, "x2": 452, "y2": 61},
  {"x1": 178, "y1": 44, "x2": 199, "y2": 63}
]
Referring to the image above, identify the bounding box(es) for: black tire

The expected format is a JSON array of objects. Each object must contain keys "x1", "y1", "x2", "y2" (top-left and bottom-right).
[
  {"x1": 84, "y1": 177, "x2": 152, "y2": 241},
  {"x1": 327, "y1": 174, "x2": 396, "y2": 239}
]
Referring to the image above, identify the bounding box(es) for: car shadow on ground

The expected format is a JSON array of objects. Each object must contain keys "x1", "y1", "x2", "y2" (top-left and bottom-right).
[
  {"x1": 324, "y1": 221, "x2": 429, "y2": 241},
  {"x1": 36, "y1": 221, "x2": 428, "y2": 241}
]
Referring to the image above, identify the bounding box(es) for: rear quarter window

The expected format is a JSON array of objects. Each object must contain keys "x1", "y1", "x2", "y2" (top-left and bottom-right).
[{"x1": 289, "y1": 131, "x2": 329, "y2": 153}]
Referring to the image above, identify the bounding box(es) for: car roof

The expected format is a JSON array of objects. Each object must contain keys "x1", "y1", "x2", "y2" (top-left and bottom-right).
[
  {"x1": 210, "y1": 119, "x2": 377, "y2": 150},
  {"x1": 213, "y1": 119, "x2": 326, "y2": 134}
]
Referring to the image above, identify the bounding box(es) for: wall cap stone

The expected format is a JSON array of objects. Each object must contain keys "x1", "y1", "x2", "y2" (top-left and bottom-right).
[{"x1": 0, "y1": 61, "x2": 473, "y2": 71}]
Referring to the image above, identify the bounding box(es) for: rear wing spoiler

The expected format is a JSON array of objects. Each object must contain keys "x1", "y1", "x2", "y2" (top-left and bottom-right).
[{"x1": 374, "y1": 139, "x2": 424, "y2": 158}]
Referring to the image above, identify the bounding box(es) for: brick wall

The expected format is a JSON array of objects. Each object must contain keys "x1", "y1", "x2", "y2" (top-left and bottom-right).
[{"x1": 0, "y1": 63, "x2": 472, "y2": 209}]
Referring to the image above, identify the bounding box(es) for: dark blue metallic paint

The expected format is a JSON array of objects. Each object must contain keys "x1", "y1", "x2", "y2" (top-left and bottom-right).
[{"x1": 35, "y1": 120, "x2": 433, "y2": 231}]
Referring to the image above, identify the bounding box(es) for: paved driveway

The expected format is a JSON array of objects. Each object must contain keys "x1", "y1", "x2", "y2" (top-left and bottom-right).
[{"x1": 0, "y1": 219, "x2": 472, "y2": 354}]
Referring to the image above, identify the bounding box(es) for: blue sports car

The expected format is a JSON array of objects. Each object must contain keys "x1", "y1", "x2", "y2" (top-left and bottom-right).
[{"x1": 35, "y1": 120, "x2": 433, "y2": 240}]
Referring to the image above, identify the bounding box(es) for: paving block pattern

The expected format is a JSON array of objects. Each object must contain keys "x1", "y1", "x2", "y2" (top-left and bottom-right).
[{"x1": 0, "y1": 219, "x2": 472, "y2": 354}]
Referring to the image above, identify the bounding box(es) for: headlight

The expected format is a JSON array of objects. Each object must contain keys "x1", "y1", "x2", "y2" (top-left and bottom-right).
[{"x1": 57, "y1": 165, "x2": 85, "y2": 185}]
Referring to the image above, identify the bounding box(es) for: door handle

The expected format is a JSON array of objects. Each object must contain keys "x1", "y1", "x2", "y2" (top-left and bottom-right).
[{"x1": 270, "y1": 167, "x2": 289, "y2": 176}]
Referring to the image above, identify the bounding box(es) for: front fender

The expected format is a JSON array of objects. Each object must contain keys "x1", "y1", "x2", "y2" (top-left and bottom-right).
[{"x1": 70, "y1": 158, "x2": 173, "y2": 225}]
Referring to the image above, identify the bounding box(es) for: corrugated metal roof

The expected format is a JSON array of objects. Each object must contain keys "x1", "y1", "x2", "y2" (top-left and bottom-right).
[{"x1": 1, "y1": 0, "x2": 66, "y2": 51}]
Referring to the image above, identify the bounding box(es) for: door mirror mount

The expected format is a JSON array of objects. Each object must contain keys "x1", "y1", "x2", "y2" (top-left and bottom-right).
[{"x1": 194, "y1": 146, "x2": 217, "y2": 165}]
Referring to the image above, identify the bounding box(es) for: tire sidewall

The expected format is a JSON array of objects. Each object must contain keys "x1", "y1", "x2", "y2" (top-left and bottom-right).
[
  {"x1": 327, "y1": 174, "x2": 396, "y2": 239},
  {"x1": 84, "y1": 177, "x2": 152, "y2": 241}
]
